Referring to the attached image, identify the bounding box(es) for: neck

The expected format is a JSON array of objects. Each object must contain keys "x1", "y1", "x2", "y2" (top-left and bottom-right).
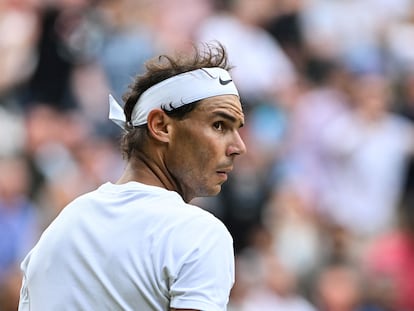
[{"x1": 116, "y1": 153, "x2": 189, "y2": 201}]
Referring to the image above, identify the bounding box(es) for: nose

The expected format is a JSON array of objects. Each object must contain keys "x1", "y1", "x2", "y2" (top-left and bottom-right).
[{"x1": 226, "y1": 131, "x2": 247, "y2": 157}]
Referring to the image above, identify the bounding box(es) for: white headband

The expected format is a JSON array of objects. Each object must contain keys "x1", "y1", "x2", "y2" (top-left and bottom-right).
[{"x1": 109, "y1": 67, "x2": 239, "y2": 129}]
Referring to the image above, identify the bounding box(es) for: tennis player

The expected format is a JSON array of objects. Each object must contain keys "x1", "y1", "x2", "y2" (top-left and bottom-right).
[{"x1": 18, "y1": 43, "x2": 246, "y2": 311}]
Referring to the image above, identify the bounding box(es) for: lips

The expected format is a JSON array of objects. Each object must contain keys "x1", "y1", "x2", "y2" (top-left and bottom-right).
[
  {"x1": 216, "y1": 167, "x2": 232, "y2": 175},
  {"x1": 216, "y1": 167, "x2": 232, "y2": 182}
]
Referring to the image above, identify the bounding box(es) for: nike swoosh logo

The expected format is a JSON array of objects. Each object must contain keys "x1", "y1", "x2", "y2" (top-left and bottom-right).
[{"x1": 219, "y1": 77, "x2": 233, "y2": 85}]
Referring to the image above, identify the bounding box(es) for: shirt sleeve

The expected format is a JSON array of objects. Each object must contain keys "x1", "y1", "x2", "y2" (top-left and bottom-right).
[{"x1": 168, "y1": 215, "x2": 235, "y2": 311}]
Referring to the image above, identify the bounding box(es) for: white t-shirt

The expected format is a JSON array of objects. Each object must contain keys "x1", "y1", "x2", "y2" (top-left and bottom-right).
[{"x1": 19, "y1": 182, "x2": 235, "y2": 311}]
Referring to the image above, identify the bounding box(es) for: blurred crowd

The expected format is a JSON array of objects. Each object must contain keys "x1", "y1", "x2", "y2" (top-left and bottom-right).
[{"x1": 1, "y1": 0, "x2": 414, "y2": 310}]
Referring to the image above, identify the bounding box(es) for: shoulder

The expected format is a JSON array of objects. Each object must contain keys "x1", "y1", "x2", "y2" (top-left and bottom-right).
[
  {"x1": 157, "y1": 202, "x2": 234, "y2": 263},
  {"x1": 176, "y1": 202, "x2": 232, "y2": 242}
]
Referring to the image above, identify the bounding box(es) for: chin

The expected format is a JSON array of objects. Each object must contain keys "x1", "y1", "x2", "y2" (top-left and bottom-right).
[
  {"x1": 196, "y1": 186, "x2": 222, "y2": 198},
  {"x1": 210, "y1": 185, "x2": 222, "y2": 196}
]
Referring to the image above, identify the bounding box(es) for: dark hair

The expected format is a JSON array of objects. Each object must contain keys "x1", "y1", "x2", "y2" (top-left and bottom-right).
[{"x1": 120, "y1": 42, "x2": 232, "y2": 160}]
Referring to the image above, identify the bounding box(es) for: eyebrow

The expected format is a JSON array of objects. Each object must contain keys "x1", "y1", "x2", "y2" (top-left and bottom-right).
[{"x1": 213, "y1": 111, "x2": 244, "y2": 128}]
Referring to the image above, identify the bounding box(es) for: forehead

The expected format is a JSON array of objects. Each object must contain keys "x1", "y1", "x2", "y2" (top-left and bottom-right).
[{"x1": 194, "y1": 95, "x2": 244, "y2": 123}]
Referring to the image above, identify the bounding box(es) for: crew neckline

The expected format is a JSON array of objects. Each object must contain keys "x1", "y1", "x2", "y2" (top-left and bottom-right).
[{"x1": 99, "y1": 181, "x2": 180, "y2": 197}]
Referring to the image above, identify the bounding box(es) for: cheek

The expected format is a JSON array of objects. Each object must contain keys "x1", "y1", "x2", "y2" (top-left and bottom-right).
[
  {"x1": 173, "y1": 139, "x2": 216, "y2": 182},
  {"x1": 192, "y1": 133, "x2": 219, "y2": 165},
  {"x1": 170, "y1": 125, "x2": 223, "y2": 173},
  {"x1": 180, "y1": 139, "x2": 214, "y2": 170}
]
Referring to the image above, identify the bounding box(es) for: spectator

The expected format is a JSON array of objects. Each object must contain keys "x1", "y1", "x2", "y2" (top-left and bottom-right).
[
  {"x1": 319, "y1": 73, "x2": 414, "y2": 240},
  {"x1": 0, "y1": 156, "x2": 40, "y2": 311},
  {"x1": 196, "y1": 0, "x2": 297, "y2": 101},
  {"x1": 312, "y1": 261, "x2": 385, "y2": 311},
  {"x1": 241, "y1": 251, "x2": 316, "y2": 311}
]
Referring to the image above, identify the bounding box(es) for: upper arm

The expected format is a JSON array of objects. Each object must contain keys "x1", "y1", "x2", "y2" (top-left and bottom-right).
[{"x1": 168, "y1": 217, "x2": 234, "y2": 311}]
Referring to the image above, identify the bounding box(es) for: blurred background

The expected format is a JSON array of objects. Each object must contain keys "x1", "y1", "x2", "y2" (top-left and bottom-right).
[{"x1": 1, "y1": 0, "x2": 414, "y2": 310}]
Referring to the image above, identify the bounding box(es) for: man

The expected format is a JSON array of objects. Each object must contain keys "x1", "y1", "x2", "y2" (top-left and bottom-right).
[{"x1": 18, "y1": 43, "x2": 246, "y2": 311}]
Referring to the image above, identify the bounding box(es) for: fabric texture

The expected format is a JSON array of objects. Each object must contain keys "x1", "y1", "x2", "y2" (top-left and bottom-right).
[{"x1": 19, "y1": 182, "x2": 234, "y2": 311}]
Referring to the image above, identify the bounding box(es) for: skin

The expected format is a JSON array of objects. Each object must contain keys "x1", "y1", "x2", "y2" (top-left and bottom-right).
[
  {"x1": 117, "y1": 94, "x2": 246, "y2": 203},
  {"x1": 116, "y1": 94, "x2": 246, "y2": 310}
]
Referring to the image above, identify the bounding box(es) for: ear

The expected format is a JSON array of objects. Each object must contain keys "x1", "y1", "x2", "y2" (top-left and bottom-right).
[{"x1": 146, "y1": 109, "x2": 171, "y2": 143}]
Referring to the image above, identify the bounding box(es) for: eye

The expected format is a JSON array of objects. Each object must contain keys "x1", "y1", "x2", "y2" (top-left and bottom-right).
[{"x1": 213, "y1": 121, "x2": 224, "y2": 131}]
